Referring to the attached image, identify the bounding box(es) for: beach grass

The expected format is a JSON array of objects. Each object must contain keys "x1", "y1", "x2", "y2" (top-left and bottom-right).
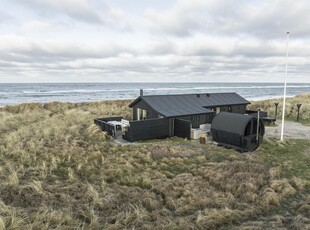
[
  {"x1": 0, "y1": 95, "x2": 309, "y2": 229},
  {"x1": 249, "y1": 93, "x2": 310, "y2": 125}
]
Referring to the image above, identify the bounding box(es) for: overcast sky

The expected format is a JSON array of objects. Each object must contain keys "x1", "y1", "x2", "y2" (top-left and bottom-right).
[{"x1": 0, "y1": 0, "x2": 309, "y2": 83}]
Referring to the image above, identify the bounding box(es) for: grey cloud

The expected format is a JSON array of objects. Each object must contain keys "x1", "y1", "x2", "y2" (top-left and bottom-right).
[
  {"x1": 145, "y1": 9, "x2": 206, "y2": 37},
  {"x1": 15, "y1": 0, "x2": 102, "y2": 23},
  {"x1": 144, "y1": 0, "x2": 310, "y2": 38},
  {"x1": 13, "y1": 0, "x2": 130, "y2": 30},
  {"x1": 141, "y1": 40, "x2": 177, "y2": 55},
  {"x1": 0, "y1": 10, "x2": 14, "y2": 23},
  {"x1": 1, "y1": 56, "x2": 309, "y2": 83},
  {"x1": 2, "y1": 34, "x2": 310, "y2": 82},
  {"x1": 0, "y1": 36, "x2": 134, "y2": 63}
]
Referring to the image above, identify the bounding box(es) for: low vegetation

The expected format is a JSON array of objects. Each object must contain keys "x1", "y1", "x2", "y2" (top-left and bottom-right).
[
  {"x1": 250, "y1": 93, "x2": 310, "y2": 125},
  {"x1": 0, "y1": 95, "x2": 309, "y2": 229}
]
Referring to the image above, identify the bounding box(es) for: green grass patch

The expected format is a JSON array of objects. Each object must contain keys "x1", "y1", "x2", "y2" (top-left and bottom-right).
[{"x1": 258, "y1": 138, "x2": 310, "y2": 180}]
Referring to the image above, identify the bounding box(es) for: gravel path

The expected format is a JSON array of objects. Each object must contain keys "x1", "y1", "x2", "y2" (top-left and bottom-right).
[{"x1": 265, "y1": 120, "x2": 310, "y2": 140}]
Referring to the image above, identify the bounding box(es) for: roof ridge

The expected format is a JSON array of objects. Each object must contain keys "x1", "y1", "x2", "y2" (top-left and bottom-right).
[{"x1": 142, "y1": 92, "x2": 238, "y2": 97}]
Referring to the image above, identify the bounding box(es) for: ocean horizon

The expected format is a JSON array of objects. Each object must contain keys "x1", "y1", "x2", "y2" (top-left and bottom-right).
[{"x1": 1, "y1": 82, "x2": 310, "y2": 106}]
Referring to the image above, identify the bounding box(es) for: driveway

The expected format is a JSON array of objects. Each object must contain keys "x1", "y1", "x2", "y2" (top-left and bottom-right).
[{"x1": 265, "y1": 120, "x2": 310, "y2": 140}]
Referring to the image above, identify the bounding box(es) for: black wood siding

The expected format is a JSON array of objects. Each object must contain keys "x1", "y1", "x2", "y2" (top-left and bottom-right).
[
  {"x1": 208, "y1": 105, "x2": 247, "y2": 115},
  {"x1": 177, "y1": 114, "x2": 213, "y2": 128},
  {"x1": 174, "y1": 119, "x2": 191, "y2": 138},
  {"x1": 94, "y1": 117, "x2": 123, "y2": 137},
  {"x1": 132, "y1": 100, "x2": 160, "y2": 120},
  {"x1": 211, "y1": 112, "x2": 265, "y2": 152},
  {"x1": 232, "y1": 104, "x2": 247, "y2": 114},
  {"x1": 123, "y1": 118, "x2": 170, "y2": 142}
]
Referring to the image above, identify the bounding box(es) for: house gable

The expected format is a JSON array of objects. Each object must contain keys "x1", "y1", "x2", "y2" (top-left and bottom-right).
[{"x1": 131, "y1": 98, "x2": 161, "y2": 120}]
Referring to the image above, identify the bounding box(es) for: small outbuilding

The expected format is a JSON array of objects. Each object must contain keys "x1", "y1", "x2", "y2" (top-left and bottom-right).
[{"x1": 211, "y1": 112, "x2": 265, "y2": 152}]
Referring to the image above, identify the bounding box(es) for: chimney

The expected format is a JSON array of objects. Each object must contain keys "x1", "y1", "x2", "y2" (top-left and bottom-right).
[{"x1": 140, "y1": 89, "x2": 143, "y2": 96}]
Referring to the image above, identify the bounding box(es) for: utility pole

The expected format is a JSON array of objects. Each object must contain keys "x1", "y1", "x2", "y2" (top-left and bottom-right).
[{"x1": 280, "y1": 32, "x2": 290, "y2": 141}]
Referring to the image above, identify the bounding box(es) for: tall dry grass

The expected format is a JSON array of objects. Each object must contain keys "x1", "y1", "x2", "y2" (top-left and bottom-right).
[
  {"x1": 0, "y1": 97, "x2": 309, "y2": 229},
  {"x1": 249, "y1": 93, "x2": 310, "y2": 123}
]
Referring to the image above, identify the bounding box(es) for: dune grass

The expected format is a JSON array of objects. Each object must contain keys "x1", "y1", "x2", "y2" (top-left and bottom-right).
[
  {"x1": 0, "y1": 96, "x2": 309, "y2": 229},
  {"x1": 249, "y1": 93, "x2": 310, "y2": 125}
]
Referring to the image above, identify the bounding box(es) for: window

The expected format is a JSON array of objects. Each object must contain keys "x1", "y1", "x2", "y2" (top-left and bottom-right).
[
  {"x1": 191, "y1": 116, "x2": 200, "y2": 121},
  {"x1": 207, "y1": 115, "x2": 211, "y2": 122},
  {"x1": 137, "y1": 108, "x2": 147, "y2": 120},
  {"x1": 137, "y1": 108, "x2": 142, "y2": 120},
  {"x1": 142, "y1": 109, "x2": 147, "y2": 120}
]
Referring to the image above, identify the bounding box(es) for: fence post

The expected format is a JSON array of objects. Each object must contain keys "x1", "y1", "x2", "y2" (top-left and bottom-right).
[
  {"x1": 297, "y1": 104, "x2": 302, "y2": 122},
  {"x1": 274, "y1": 102, "x2": 279, "y2": 119}
]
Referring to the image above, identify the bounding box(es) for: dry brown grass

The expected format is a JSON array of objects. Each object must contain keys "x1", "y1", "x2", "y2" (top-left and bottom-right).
[
  {"x1": 249, "y1": 93, "x2": 310, "y2": 124},
  {"x1": 0, "y1": 97, "x2": 309, "y2": 229}
]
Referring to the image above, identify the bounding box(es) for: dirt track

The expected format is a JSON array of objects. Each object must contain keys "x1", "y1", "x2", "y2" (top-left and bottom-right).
[{"x1": 265, "y1": 120, "x2": 310, "y2": 140}]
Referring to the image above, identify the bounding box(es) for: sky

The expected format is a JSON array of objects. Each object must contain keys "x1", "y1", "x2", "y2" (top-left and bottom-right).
[{"x1": 0, "y1": 0, "x2": 309, "y2": 83}]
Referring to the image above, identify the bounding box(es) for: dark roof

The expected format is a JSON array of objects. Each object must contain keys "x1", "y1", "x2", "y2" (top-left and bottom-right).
[
  {"x1": 211, "y1": 112, "x2": 254, "y2": 135},
  {"x1": 129, "y1": 92, "x2": 250, "y2": 118}
]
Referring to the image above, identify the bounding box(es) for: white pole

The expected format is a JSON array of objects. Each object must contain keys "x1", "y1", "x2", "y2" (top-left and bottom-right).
[
  {"x1": 257, "y1": 109, "x2": 260, "y2": 143},
  {"x1": 280, "y1": 32, "x2": 290, "y2": 141}
]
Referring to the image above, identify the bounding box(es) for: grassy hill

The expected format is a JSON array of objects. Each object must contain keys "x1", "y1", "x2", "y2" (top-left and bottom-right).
[{"x1": 0, "y1": 96, "x2": 309, "y2": 229}]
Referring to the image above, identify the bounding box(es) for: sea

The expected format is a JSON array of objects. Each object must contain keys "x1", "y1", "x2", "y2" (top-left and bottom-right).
[{"x1": 0, "y1": 82, "x2": 310, "y2": 106}]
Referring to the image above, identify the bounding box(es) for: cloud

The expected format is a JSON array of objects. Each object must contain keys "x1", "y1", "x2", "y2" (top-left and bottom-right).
[
  {"x1": 1, "y1": 33, "x2": 309, "y2": 70},
  {"x1": 143, "y1": 0, "x2": 310, "y2": 38},
  {"x1": 23, "y1": 20, "x2": 63, "y2": 32},
  {"x1": 14, "y1": 0, "x2": 129, "y2": 29},
  {"x1": 16, "y1": 0, "x2": 101, "y2": 23},
  {"x1": 0, "y1": 35, "x2": 133, "y2": 62},
  {"x1": 1, "y1": 0, "x2": 310, "y2": 83},
  {"x1": 0, "y1": 10, "x2": 14, "y2": 23},
  {"x1": 1, "y1": 33, "x2": 309, "y2": 83}
]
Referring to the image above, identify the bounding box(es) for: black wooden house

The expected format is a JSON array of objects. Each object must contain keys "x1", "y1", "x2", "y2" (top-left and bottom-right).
[
  {"x1": 94, "y1": 91, "x2": 267, "y2": 151},
  {"x1": 119, "y1": 91, "x2": 251, "y2": 141},
  {"x1": 129, "y1": 91, "x2": 250, "y2": 127}
]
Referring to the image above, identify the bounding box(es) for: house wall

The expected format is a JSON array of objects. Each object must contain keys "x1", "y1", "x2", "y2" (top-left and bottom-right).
[
  {"x1": 176, "y1": 113, "x2": 213, "y2": 128},
  {"x1": 208, "y1": 104, "x2": 247, "y2": 115},
  {"x1": 220, "y1": 106, "x2": 229, "y2": 112},
  {"x1": 169, "y1": 118, "x2": 174, "y2": 137},
  {"x1": 132, "y1": 100, "x2": 159, "y2": 120},
  {"x1": 231, "y1": 104, "x2": 247, "y2": 114}
]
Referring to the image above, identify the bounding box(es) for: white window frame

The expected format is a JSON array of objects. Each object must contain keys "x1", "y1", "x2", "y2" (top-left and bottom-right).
[
  {"x1": 142, "y1": 109, "x2": 147, "y2": 120},
  {"x1": 137, "y1": 108, "x2": 142, "y2": 120},
  {"x1": 137, "y1": 108, "x2": 147, "y2": 120}
]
